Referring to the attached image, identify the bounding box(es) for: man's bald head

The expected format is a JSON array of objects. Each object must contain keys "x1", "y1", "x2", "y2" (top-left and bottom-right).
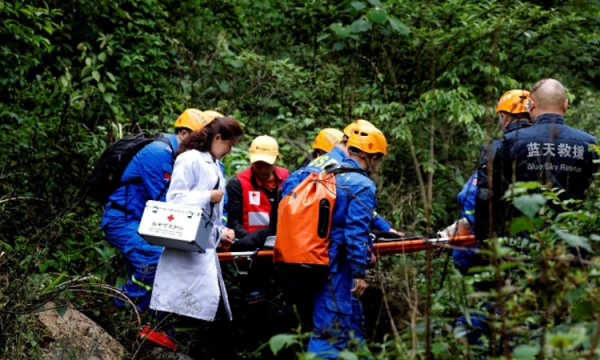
[{"x1": 529, "y1": 78, "x2": 568, "y2": 119}]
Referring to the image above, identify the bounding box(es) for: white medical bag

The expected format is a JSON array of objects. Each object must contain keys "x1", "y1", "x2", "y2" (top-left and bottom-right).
[{"x1": 138, "y1": 200, "x2": 214, "y2": 252}]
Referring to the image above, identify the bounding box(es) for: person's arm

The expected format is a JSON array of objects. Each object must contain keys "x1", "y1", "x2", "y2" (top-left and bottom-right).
[
  {"x1": 459, "y1": 172, "x2": 477, "y2": 229},
  {"x1": 225, "y1": 177, "x2": 249, "y2": 239},
  {"x1": 371, "y1": 212, "x2": 392, "y2": 232},
  {"x1": 490, "y1": 140, "x2": 510, "y2": 237},
  {"x1": 138, "y1": 142, "x2": 175, "y2": 202},
  {"x1": 344, "y1": 182, "x2": 376, "y2": 280},
  {"x1": 166, "y1": 152, "x2": 212, "y2": 208},
  {"x1": 218, "y1": 160, "x2": 229, "y2": 226},
  {"x1": 474, "y1": 142, "x2": 494, "y2": 241},
  {"x1": 280, "y1": 170, "x2": 305, "y2": 198}
]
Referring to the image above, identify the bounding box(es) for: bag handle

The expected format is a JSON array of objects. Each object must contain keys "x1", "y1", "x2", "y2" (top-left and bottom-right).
[{"x1": 208, "y1": 176, "x2": 221, "y2": 219}]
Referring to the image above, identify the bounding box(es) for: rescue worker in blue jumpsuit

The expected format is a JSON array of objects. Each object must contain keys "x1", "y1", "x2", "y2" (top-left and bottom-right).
[
  {"x1": 487, "y1": 79, "x2": 597, "y2": 238},
  {"x1": 278, "y1": 121, "x2": 399, "y2": 334},
  {"x1": 100, "y1": 109, "x2": 218, "y2": 311},
  {"x1": 308, "y1": 125, "x2": 388, "y2": 358},
  {"x1": 453, "y1": 90, "x2": 532, "y2": 344}
]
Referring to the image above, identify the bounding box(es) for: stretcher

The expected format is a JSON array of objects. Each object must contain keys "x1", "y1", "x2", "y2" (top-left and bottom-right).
[{"x1": 217, "y1": 235, "x2": 476, "y2": 262}]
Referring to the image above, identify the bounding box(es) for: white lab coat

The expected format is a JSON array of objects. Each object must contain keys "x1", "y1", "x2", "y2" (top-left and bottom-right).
[{"x1": 150, "y1": 150, "x2": 232, "y2": 321}]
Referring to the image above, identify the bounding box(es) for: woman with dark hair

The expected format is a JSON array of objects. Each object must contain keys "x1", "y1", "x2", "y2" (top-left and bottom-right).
[{"x1": 150, "y1": 116, "x2": 242, "y2": 328}]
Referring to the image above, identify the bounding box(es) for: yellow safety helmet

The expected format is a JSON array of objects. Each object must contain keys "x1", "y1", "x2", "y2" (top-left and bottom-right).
[
  {"x1": 249, "y1": 135, "x2": 280, "y2": 165},
  {"x1": 347, "y1": 126, "x2": 387, "y2": 156},
  {"x1": 496, "y1": 90, "x2": 530, "y2": 114},
  {"x1": 174, "y1": 109, "x2": 224, "y2": 131},
  {"x1": 343, "y1": 119, "x2": 375, "y2": 137},
  {"x1": 174, "y1": 108, "x2": 204, "y2": 131},
  {"x1": 313, "y1": 128, "x2": 344, "y2": 152},
  {"x1": 200, "y1": 110, "x2": 224, "y2": 128}
]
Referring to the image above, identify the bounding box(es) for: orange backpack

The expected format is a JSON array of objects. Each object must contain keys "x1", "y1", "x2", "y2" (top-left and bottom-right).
[{"x1": 274, "y1": 166, "x2": 365, "y2": 267}]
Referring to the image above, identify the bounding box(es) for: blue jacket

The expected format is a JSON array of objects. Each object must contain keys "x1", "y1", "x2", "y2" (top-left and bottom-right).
[
  {"x1": 473, "y1": 120, "x2": 530, "y2": 241},
  {"x1": 100, "y1": 134, "x2": 178, "y2": 227},
  {"x1": 281, "y1": 146, "x2": 346, "y2": 197},
  {"x1": 281, "y1": 146, "x2": 392, "y2": 232},
  {"x1": 490, "y1": 114, "x2": 598, "y2": 237},
  {"x1": 458, "y1": 172, "x2": 477, "y2": 232},
  {"x1": 329, "y1": 157, "x2": 375, "y2": 278}
]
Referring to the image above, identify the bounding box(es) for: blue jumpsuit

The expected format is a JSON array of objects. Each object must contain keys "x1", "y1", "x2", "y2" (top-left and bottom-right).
[
  {"x1": 307, "y1": 157, "x2": 375, "y2": 358},
  {"x1": 100, "y1": 134, "x2": 178, "y2": 311}
]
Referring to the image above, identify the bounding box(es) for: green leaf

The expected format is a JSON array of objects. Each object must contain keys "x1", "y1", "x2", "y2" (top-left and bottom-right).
[
  {"x1": 332, "y1": 42, "x2": 346, "y2": 50},
  {"x1": 106, "y1": 71, "x2": 116, "y2": 82},
  {"x1": 92, "y1": 71, "x2": 100, "y2": 82},
  {"x1": 513, "y1": 344, "x2": 539, "y2": 360},
  {"x1": 555, "y1": 229, "x2": 592, "y2": 253},
  {"x1": 510, "y1": 216, "x2": 543, "y2": 236},
  {"x1": 573, "y1": 300, "x2": 597, "y2": 321},
  {"x1": 388, "y1": 17, "x2": 410, "y2": 35},
  {"x1": 103, "y1": 93, "x2": 113, "y2": 104},
  {"x1": 39, "y1": 262, "x2": 49, "y2": 273},
  {"x1": 565, "y1": 285, "x2": 586, "y2": 305},
  {"x1": 218, "y1": 80, "x2": 230, "y2": 93},
  {"x1": 350, "y1": 18, "x2": 371, "y2": 33},
  {"x1": 367, "y1": 8, "x2": 387, "y2": 24},
  {"x1": 351, "y1": 1, "x2": 366, "y2": 10},
  {"x1": 368, "y1": 0, "x2": 381, "y2": 6},
  {"x1": 338, "y1": 350, "x2": 358, "y2": 360},
  {"x1": 269, "y1": 334, "x2": 296, "y2": 355},
  {"x1": 57, "y1": 304, "x2": 68, "y2": 318},
  {"x1": 499, "y1": 261, "x2": 523, "y2": 271},
  {"x1": 40, "y1": 273, "x2": 65, "y2": 296},
  {"x1": 98, "y1": 52, "x2": 107, "y2": 62},
  {"x1": 330, "y1": 23, "x2": 352, "y2": 38},
  {"x1": 513, "y1": 194, "x2": 546, "y2": 219}
]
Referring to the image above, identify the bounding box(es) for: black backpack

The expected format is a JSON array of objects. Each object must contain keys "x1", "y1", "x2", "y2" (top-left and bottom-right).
[{"x1": 86, "y1": 131, "x2": 173, "y2": 203}]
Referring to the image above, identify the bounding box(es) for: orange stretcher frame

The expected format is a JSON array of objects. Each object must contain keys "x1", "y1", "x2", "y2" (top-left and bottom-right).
[{"x1": 217, "y1": 235, "x2": 476, "y2": 262}]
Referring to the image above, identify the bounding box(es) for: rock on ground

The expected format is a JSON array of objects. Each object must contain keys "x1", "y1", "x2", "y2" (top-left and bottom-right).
[{"x1": 37, "y1": 301, "x2": 127, "y2": 360}]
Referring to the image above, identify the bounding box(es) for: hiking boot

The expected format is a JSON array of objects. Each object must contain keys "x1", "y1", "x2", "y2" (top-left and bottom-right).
[{"x1": 139, "y1": 325, "x2": 178, "y2": 351}]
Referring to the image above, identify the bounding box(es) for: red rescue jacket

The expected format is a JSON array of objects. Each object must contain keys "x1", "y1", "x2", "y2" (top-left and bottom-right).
[{"x1": 229, "y1": 166, "x2": 290, "y2": 233}]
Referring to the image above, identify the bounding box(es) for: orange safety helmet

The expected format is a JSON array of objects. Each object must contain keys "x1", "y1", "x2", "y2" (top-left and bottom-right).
[
  {"x1": 496, "y1": 90, "x2": 530, "y2": 114},
  {"x1": 343, "y1": 119, "x2": 375, "y2": 137},
  {"x1": 313, "y1": 128, "x2": 344, "y2": 152},
  {"x1": 347, "y1": 126, "x2": 388, "y2": 156}
]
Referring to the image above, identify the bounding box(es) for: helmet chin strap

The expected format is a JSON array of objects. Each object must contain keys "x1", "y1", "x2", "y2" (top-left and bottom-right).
[{"x1": 363, "y1": 154, "x2": 376, "y2": 174}]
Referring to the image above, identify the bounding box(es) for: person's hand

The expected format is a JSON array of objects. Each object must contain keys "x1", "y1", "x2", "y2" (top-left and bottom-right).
[
  {"x1": 367, "y1": 253, "x2": 377, "y2": 268},
  {"x1": 221, "y1": 227, "x2": 235, "y2": 242},
  {"x1": 218, "y1": 238, "x2": 233, "y2": 251},
  {"x1": 351, "y1": 278, "x2": 368, "y2": 298},
  {"x1": 389, "y1": 228, "x2": 405, "y2": 236},
  {"x1": 210, "y1": 190, "x2": 224, "y2": 203},
  {"x1": 218, "y1": 229, "x2": 234, "y2": 252}
]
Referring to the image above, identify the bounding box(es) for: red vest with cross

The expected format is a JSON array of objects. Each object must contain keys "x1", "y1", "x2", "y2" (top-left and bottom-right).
[{"x1": 237, "y1": 166, "x2": 290, "y2": 232}]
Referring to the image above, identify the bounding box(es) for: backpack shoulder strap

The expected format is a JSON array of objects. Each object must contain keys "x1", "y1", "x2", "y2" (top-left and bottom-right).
[{"x1": 325, "y1": 164, "x2": 368, "y2": 177}]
